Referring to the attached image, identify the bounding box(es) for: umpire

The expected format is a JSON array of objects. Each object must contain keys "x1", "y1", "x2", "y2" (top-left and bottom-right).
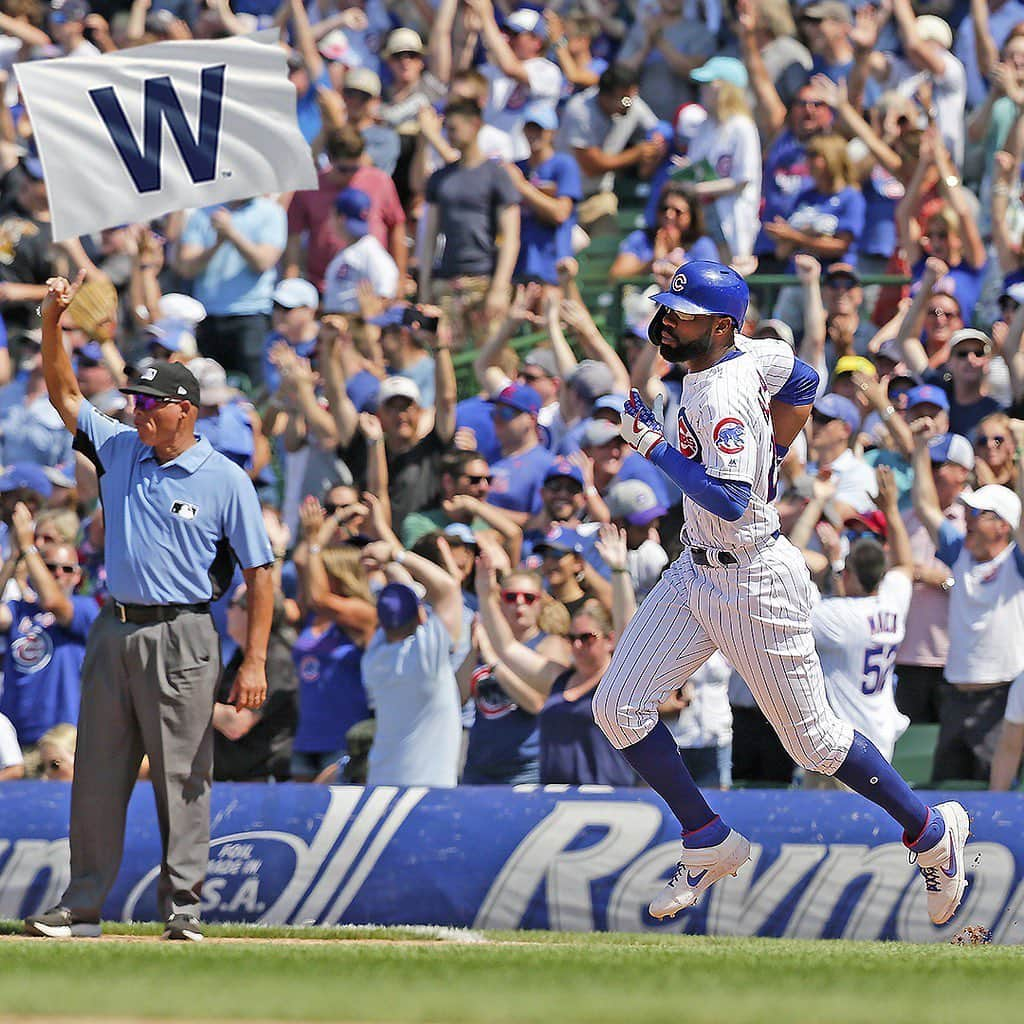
[{"x1": 25, "y1": 275, "x2": 274, "y2": 942}]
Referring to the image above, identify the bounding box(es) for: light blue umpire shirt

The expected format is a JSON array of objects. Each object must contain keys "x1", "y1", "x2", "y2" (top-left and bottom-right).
[{"x1": 73, "y1": 399, "x2": 274, "y2": 605}]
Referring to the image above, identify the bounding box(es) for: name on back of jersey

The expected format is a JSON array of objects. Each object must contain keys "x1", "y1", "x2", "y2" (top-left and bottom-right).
[{"x1": 868, "y1": 611, "x2": 899, "y2": 637}]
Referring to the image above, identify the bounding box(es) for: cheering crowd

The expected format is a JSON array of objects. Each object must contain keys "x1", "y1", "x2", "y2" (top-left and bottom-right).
[{"x1": 0, "y1": 0, "x2": 1022, "y2": 792}]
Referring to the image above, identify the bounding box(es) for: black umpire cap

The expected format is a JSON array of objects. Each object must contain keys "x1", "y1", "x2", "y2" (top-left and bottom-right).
[{"x1": 120, "y1": 361, "x2": 200, "y2": 406}]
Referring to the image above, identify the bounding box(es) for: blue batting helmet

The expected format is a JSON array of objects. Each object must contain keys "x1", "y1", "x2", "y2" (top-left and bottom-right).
[{"x1": 650, "y1": 260, "x2": 749, "y2": 328}]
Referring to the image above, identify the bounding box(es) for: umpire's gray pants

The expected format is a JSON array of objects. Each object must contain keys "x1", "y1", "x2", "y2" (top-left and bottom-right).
[{"x1": 62, "y1": 604, "x2": 221, "y2": 921}]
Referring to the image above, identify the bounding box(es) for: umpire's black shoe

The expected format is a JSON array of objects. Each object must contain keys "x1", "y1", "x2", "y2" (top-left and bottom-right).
[
  {"x1": 163, "y1": 913, "x2": 204, "y2": 942},
  {"x1": 24, "y1": 906, "x2": 101, "y2": 938}
]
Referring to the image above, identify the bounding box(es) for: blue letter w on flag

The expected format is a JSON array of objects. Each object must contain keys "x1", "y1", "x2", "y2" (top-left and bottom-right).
[{"x1": 89, "y1": 64, "x2": 227, "y2": 194}]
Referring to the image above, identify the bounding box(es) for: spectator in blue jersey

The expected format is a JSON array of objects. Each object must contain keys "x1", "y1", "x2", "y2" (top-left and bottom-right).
[
  {"x1": 754, "y1": 81, "x2": 834, "y2": 272},
  {"x1": 610, "y1": 182, "x2": 717, "y2": 282},
  {"x1": 190, "y1": 358, "x2": 270, "y2": 482},
  {"x1": 506, "y1": 104, "x2": 581, "y2": 289},
  {"x1": 804, "y1": 78, "x2": 920, "y2": 280},
  {"x1": 261, "y1": 278, "x2": 320, "y2": 397},
  {"x1": 897, "y1": 128, "x2": 987, "y2": 323},
  {"x1": 0, "y1": 503, "x2": 98, "y2": 747},
  {"x1": 477, "y1": 553, "x2": 632, "y2": 786},
  {"x1": 461, "y1": 566, "x2": 571, "y2": 784},
  {"x1": 487, "y1": 382, "x2": 555, "y2": 523},
  {"x1": 765, "y1": 133, "x2": 866, "y2": 272},
  {"x1": 290, "y1": 500, "x2": 378, "y2": 781}
]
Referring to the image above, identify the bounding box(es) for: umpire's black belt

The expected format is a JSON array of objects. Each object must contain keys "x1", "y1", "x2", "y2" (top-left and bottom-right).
[
  {"x1": 690, "y1": 530, "x2": 780, "y2": 569},
  {"x1": 114, "y1": 601, "x2": 211, "y2": 624}
]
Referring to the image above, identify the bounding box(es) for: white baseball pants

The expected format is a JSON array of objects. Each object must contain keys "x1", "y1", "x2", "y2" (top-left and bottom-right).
[{"x1": 593, "y1": 536, "x2": 855, "y2": 775}]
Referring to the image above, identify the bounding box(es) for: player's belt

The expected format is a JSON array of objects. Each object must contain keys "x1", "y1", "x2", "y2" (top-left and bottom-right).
[
  {"x1": 113, "y1": 601, "x2": 211, "y2": 624},
  {"x1": 690, "y1": 531, "x2": 780, "y2": 569},
  {"x1": 691, "y1": 547, "x2": 738, "y2": 567}
]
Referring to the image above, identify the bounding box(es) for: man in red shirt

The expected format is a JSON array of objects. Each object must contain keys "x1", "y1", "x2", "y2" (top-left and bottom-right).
[{"x1": 285, "y1": 126, "x2": 407, "y2": 291}]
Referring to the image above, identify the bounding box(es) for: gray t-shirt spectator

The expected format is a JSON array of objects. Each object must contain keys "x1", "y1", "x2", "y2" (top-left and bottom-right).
[
  {"x1": 557, "y1": 86, "x2": 659, "y2": 198},
  {"x1": 426, "y1": 159, "x2": 520, "y2": 278},
  {"x1": 362, "y1": 612, "x2": 462, "y2": 787}
]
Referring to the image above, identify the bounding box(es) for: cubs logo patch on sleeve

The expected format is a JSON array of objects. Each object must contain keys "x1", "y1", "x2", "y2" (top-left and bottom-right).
[{"x1": 713, "y1": 417, "x2": 746, "y2": 454}]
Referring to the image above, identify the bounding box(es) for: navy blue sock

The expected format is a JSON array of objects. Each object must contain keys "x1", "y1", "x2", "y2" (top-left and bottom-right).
[
  {"x1": 620, "y1": 722, "x2": 717, "y2": 833},
  {"x1": 833, "y1": 731, "x2": 930, "y2": 836},
  {"x1": 905, "y1": 807, "x2": 946, "y2": 853}
]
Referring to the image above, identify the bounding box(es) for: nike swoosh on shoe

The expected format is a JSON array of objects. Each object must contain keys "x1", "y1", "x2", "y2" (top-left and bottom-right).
[
  {"x1": 942, "y1": 847, "x2": 958, "y2": 879},
  {"x1": 686, "y1": 869, "x2": 709, "y2": 887}
]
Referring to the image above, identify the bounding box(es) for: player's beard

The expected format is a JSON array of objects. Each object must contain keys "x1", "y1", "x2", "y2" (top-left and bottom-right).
[{"x1": 658, "y1": 321, "x2": 716, "y2": 366}]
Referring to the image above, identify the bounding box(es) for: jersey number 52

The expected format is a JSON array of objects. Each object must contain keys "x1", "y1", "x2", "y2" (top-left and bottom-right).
[{"x1": 861, "y1": 644, "x2": 897, "y2": 695}]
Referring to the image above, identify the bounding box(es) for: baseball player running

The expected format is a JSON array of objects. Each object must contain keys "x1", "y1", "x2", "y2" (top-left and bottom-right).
[{"x1": 592, "y1": 261, "x2": 969, "y2": 925}]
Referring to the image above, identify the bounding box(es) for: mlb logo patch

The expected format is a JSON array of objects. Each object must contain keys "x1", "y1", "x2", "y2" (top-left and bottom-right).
[{"x1": 170, "y1": 500, "x2": 199, "y2": 520}]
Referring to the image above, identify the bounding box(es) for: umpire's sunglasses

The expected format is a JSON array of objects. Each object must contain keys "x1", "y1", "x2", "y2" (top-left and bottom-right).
[{"x1": 133, "y1": 395, "x2": 186, "y2": 412}]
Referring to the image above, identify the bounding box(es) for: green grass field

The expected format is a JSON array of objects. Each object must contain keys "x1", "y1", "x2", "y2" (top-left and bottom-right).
[{"x1": 0, "y1": 922, "x2": 1020, "y2": 1024}]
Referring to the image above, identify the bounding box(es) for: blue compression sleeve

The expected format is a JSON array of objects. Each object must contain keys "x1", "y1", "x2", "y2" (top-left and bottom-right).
[
  {"x1": 649, "y1": 442, "x2": 752, "y2": 521},
  {"x1": 775, "y1": 357, "x2": 819, "y2": 406}
]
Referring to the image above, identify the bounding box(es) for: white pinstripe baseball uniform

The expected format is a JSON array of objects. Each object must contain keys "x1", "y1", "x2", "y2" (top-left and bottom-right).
[{"x1": 593, "y1": 339, "x2": 856, "y2": 774}]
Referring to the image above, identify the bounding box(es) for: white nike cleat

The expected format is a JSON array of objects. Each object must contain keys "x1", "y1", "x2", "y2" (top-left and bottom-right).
[
  {"x1": 649, "y1": 829, "x2": 752, "y2": 920},
  {"x1": 911, "y1": 801, "x2": 971, "y2": 925}
]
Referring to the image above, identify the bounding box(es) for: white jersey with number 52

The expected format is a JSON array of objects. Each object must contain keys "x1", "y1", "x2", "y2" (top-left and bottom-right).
[
  {"x1": 810, "y1": 572, "x2": 913, "y2": 759},
  {"x1": 675, "y1": 336, "x2": 796, "y2": 551}
]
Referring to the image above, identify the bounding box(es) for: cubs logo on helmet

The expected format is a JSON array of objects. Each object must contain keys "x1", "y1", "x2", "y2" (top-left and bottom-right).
[
  {"x1": 649, "y1": 260, "x2": 749, "y2": 328},
  {"x1": 713, "y1": 417, "x2": 746, "y2": 454}
]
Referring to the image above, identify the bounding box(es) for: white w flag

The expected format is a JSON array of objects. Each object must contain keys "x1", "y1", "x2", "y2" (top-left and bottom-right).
[{"x1": 15, "y1": 30, "x2": 317, "y2": 241}]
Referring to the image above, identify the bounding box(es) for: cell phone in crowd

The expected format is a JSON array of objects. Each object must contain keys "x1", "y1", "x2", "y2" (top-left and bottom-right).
[{"x1": 402, "y1": 306, "x2": 439, "y2": 334}]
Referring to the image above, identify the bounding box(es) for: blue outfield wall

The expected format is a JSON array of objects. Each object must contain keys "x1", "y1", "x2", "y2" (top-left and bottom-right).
[{"x1": 1, "y1": 782, "x2": 1023, "y2": 943}]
